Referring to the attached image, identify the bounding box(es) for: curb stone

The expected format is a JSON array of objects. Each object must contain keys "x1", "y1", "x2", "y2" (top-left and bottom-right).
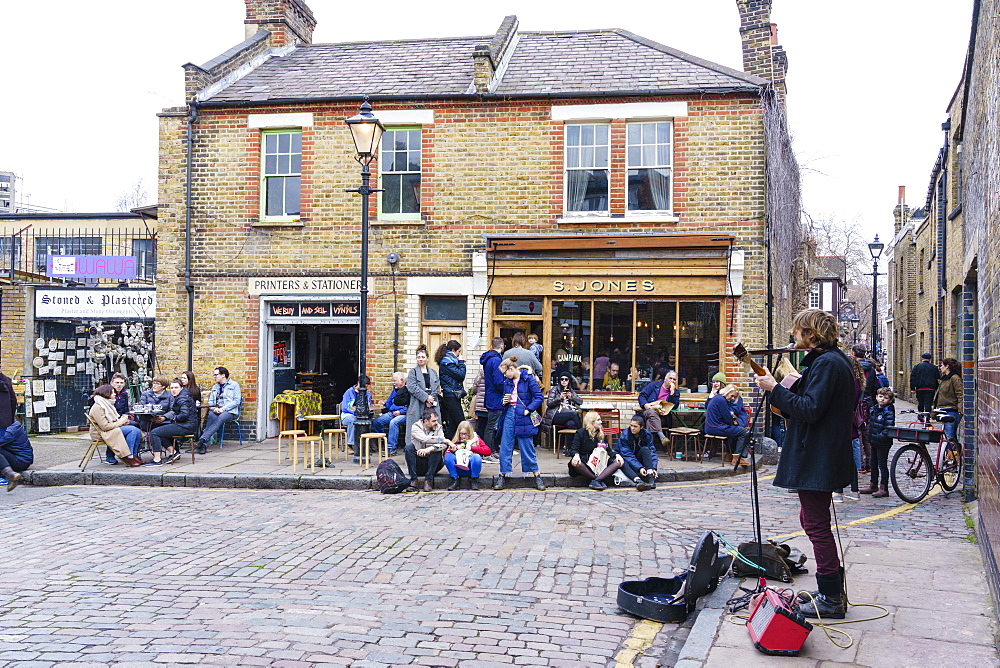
[{"x1": 674, "y1": 575, "x2": 743, "y2": 665}]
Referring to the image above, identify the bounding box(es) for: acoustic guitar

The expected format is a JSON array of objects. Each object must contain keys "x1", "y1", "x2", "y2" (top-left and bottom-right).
[{"x1": 732, "y1": 343, "x2": 800, "y2": 418}]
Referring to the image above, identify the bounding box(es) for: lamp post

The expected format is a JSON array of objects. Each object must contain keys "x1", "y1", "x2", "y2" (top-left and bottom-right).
[
  {"x1": 868, "y1": 235, "x2": 884, "y2": 360},
  {"x1": 345, "y1": 97, "x2": 385, "y2": 453}
]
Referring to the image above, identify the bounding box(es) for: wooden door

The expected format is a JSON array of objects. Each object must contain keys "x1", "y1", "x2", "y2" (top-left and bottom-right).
[{"x1": 422, "y1": 326, "x2": 465, "y2": 371}]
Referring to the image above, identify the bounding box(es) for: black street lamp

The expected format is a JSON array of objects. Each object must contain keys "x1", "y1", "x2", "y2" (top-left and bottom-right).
[
  {"x1": 868, "y1": 235, "x2": 884, "y2": 359},
  {"x1": 346, "y1": 97, "x2": 385, "y2": 453}
]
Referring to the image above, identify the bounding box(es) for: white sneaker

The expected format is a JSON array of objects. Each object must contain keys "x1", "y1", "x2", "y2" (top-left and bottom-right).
[
  {"x1": 843, "y1": 492, "x2": 860, "y2": 501},
  {"x1": 832, "y1": 492, "x2": 844, "y2": 503}
]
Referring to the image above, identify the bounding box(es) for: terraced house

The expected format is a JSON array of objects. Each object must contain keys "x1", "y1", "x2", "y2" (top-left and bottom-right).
[{"x1": 156, "y1": 0, "x2": 803, "y2": 440}]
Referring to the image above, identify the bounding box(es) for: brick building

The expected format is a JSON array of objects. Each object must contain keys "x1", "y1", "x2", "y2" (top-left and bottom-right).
[
  {"x1": 0, "y1": 211, "x2": 158, "y2": 432},
  {"x1": 156, "y1": 0, "x2": 802, "y2": 440},
  {"x1": 961, "y1": 0, "x2": 999, "y2": 609}
]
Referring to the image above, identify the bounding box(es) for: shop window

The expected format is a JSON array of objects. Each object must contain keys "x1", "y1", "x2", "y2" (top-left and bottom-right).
[
  {"x1": 494, "y1": 298, "x2": 543, "y2": 317},
  {"x1": 380, "y1": 128, "x2": 421, "y2": 217},
  {"x1": 626, "y1": 121, "x2": 672, "y2": 211},
  {"x1": 551, "y1": 300, "x2": 592, "y2": 390},
  {"x1": 565, "y1": 124, "x2": 610, "y2": 213},
  {"x1": 261, "y1": 129, "x2": 301, "y2": 220},
  {"x1": 131, "y1": 238, "x2": 155, "y2": 281},
  {"x1": 593, "y1": 301, "x2": 633, "y2": 390},
  {"x1": 678, "y1": 302, "x2": 720, "y2": 392},
  {"x1": 547, "y1": 299, "x2": 720, "y2": 393},
  {"x1": 423, "y1": 297, "x2": 466, "y2": 322},
  {"x1": 635, "y1": 301, "x2": 676, "y2": 389}
]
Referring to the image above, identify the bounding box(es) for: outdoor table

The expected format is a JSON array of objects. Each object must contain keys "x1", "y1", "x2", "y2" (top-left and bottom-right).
[
  {"x1": 301, "y1": 413, "x2": 339, "y2": 437},
  {"x1": 672, "y1": 407, "x2": 706, "y2": 430},
  {"x1": 269, "y1": 390, "x2": 322, "y2": 431}
]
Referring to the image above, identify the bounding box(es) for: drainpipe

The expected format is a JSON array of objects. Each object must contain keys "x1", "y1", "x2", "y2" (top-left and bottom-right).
[
  {"x1": 185, "y1": 102, "x2": 198, "y2": 371},
  {"x1": 936, "y1": 121, "x2": 949, "y2": 360}
]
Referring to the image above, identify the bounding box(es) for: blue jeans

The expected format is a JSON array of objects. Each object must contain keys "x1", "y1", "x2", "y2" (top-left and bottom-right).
[
  {"x1": 371, "y1": 412, "x2": 406, "y2": 453},
  {"x1": 341, "y1": 412, "x2": 358, "y2": 446},
  {"x1": 121, "y1": 425, "x2": 142, "y2": 458},
  {"x1": 199, "y1": 410, "x2": 235, "y2": 445},
  {"x1": 941, "y1": 410, "x2": 961, "y2": 440},
  {"x1": 444, "y1": 451, "x2": 483, "y2": 478},
  {"x1": 499, "y1": 405, "x2": 538, "y2": 474}
]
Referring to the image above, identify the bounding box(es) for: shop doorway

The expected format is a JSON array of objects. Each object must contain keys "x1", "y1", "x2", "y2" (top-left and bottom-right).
[
  {"x1": 422, "y1": 326, "x2": 465, "y2": 371},
  {"x1": 267, "y1": 324, "x2": 359, "y2": 428},
  {"x1": 492, "y1": 320, "x2": 534, "y2": 350}
]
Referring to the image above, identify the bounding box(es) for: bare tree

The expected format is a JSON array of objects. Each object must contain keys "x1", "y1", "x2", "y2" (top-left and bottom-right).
[{"x1": 115, "y1": 179, "x2": 148, "y2": 212}]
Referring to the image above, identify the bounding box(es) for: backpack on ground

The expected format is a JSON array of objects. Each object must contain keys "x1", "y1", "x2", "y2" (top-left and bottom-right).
[{"x1": 376, "y1": 458, "x2": 410, "y2": 494}]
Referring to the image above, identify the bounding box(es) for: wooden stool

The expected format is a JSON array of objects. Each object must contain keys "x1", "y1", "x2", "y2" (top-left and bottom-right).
[
  {"x1": 668, "y1": 427, "x2": 701, "y2": 462},
  {"x1": 551, "y1": 427, "x2": 576, "y2": 458},
  {"x1": 702, "y1": 434, "x2": 728, "y2": 461},
  {"x1": 293, "y1": 435, "x2": 323, "y2": 473},
  {"x1": 172, "y1": 434, "x2": 198, "y2": 464},
  {"x1": 324, "y1": 428, "x2": 348, "y2": 461},
  {"x1": 358, "y1": 432, "x2": 388, "y2": 470},
  {"x1": 278, "y1": 429, "x2": 306, "y2": 465},
  {"x1": 79, "y1": 438, "x2": 103, "y2": 471}
]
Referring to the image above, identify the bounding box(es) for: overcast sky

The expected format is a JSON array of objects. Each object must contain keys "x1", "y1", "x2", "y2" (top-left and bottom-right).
[{"x1": 1, "y1": 0, "x2": 973, "y2": 247}]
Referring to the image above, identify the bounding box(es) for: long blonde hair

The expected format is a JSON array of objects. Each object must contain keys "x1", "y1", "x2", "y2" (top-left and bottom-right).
[
  {"x1": 582, "y1": 410, "x2": 604, "y2": 440},
  {"x1": 455, "y1": 420, "x2": 478, "y2": 443}
]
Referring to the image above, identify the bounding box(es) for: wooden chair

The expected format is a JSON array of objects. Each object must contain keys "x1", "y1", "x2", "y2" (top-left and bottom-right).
[
  {"x1": 549, "y1": 425, "x2": 575, "y2": 458},
  {"x1": 278, "y1": 429, "x2": 306, "y2": 465},
  {"x1": 358, "y1": 432, "x2": 388, "y2": 470},
  {"x1": 80, "y1": 419, "x2": 104, "y2": 471},
  {"x1": 667, "y1": 427, "x2": 701, "y2": 462},
  {"x1": 172, "y1": 434, "x2": 199, "y2": 464}
]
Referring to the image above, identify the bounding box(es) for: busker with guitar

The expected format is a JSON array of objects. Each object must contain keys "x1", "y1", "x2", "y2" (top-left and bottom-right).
[{"x1": 751, "y1": 308, "x2": 856, "y2": 619}]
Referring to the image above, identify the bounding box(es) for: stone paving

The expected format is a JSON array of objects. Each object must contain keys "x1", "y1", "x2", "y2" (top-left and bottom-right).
[{"x1": 0, "y1": 461, "x2": 992, "y2": 667}]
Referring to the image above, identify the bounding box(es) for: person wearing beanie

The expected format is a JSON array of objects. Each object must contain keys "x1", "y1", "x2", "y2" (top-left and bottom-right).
[{"x1": 709, "y1": 372, "x2": 727, "y2": 397}]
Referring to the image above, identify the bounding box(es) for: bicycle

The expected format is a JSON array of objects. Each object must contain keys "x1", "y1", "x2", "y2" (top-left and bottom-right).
[{"x1": 888, "y1": 408, "x2": 963, "y2": 503}]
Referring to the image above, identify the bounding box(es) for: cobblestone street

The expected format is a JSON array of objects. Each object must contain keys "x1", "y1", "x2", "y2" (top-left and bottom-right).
[{"x1": 0, "y1": 471, "x2": 981, "y2": 667}]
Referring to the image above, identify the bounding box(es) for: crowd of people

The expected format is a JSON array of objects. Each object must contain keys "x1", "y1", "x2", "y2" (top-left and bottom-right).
[{"x1": 88, "y1": 366, "x2": 239, "y2": 466}]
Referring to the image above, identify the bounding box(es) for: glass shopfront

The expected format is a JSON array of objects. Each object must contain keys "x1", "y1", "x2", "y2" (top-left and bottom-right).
[{"x1": 550, "y1": 299, "x2": 720, "y2": 393}]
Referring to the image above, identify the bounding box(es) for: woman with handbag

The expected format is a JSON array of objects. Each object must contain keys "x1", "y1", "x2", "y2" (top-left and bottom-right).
[
  {"x1": 405, "y1": 345, "x2": 441, "y2": 450},
  {"x1": 444, "y1": 420, "x2": 490, "y2": 490},
  {"x1": 569, "y1": 411, "x2": 624, "y2": 490},
  {"x1": 435, "y1": 340, "x2": 467, "y2": 440},
  {"x1": 541, "y1": 371, "x2": 583, "y2": 456},
  {"x1": 492, "y1": 357, "x2": 545, "y2": 491}
]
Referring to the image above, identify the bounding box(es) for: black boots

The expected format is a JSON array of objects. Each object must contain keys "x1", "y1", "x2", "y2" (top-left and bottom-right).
[
  {"x1": 1, "y1": 467, "x2": 20, "y2": 492},
  {"x1": 492, "y1": 475, "x2": 506, "y2": 490},
  {"x1": 798, "y1": 571, "x2": 846, "y2": 619}
]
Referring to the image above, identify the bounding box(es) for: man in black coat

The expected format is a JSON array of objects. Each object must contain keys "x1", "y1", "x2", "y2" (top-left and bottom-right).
[
  {"x1": 910, "y1": 353, "x2": 939, "y2": 413},
  {"x1": 755, "y1": 308, "x2": 855, "y2": 619}
]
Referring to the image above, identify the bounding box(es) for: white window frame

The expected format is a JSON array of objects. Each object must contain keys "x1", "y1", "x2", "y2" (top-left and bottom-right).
[
  {"x1": 378, "y1": 126, "x2": 422, "y2": 221},
  {"x1": 626, "y1": 121, "x2": 673, "y2": 214},
  {"x1": 564, "y1": 123, "x2": 610, "y2": 215},
  {"x1": 260, "y1": 129, "x2": 302, "y2": 222},
  {"x1": 809, "y1": 283, "x2": 820, "y2": 309}
]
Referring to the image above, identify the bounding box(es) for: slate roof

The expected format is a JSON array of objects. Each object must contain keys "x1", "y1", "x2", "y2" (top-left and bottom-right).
[{"x1": 203, "y1": 28, "x2": 764, "y2": 104}]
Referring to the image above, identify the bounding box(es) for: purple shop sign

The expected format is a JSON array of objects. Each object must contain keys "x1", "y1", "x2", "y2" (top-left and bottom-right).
[{"x1": 47, "y1": 255, "x2": 137, "y2": 280}]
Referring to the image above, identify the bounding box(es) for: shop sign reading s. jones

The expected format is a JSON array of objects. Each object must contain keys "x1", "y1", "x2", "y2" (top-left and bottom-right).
[{"x1": 552, "y1": 279, "x2": 655, "y2": 293}]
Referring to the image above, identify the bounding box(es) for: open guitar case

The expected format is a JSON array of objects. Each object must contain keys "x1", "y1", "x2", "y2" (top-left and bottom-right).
[{"x1": 617, "y1": 531, "x2": 733, "y2": 622}]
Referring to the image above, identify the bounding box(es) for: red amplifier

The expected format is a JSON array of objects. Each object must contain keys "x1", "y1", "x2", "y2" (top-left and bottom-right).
[{"x1": 746, "y1": 587, "x2": 813, "y2": 656}]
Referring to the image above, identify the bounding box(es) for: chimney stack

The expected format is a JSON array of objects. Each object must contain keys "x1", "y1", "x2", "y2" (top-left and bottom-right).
[
  {"x1": 244, "y1": 0, "x2": 316, "y2": 48},
  {"x1": 737, "y1": 1, "x2": 788, "y2": 104},
  {"x1": 893, "y1": 186, "x2": 909, "y2": 234}
]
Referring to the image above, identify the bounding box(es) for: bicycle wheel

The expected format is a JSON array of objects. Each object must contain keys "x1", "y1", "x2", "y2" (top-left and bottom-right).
[
  {"x1": 939, "y1": 439, "x2": 963, "y2": 492},
  {"x1": 891, "y1": 444, "x2": 933, "y2": 503}
]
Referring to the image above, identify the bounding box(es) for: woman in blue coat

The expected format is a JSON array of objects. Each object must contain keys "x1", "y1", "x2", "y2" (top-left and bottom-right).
[
  {"x1": 492, "y1": 356, "x2": 545, "y2": 491},
  {"x1": 705, "y1": 385, "x2": 749, "y2": 466},
  {"x1": 617, "y1": 415, "x2": 658, "y2": 491},
  {"x1": 435, "y1": 340, "x2": 467, "y2": 440}
]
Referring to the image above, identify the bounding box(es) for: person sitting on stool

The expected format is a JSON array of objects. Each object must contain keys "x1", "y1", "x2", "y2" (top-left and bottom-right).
[
  {"x1": 196, "y1": 366, "x2": 241, "y2": 454},
  {"x1": 705, "y1": 384, "x2": 749, "y2": 466}
]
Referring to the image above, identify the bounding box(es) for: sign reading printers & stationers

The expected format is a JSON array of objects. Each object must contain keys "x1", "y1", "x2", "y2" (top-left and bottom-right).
[{"x1": 35, "y1": 289, "x2": 156, "y2": 320}]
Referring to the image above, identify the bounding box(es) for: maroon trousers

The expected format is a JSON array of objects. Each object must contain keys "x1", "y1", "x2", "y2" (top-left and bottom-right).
[{"x1": 797, "y1": 490, "x2": 840, "y2": 576}]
